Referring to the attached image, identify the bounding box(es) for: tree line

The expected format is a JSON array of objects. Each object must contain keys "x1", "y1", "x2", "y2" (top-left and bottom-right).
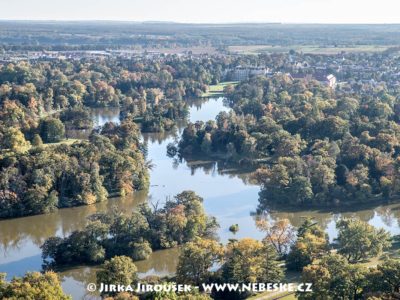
[
  {"x1": 177, "y1": 74, "x2": 400, "y2": 207},
  {"x1": 94, "y1": 216, "x2": 399, "y2": 299},
  {"x1": 0, "y1": 120, "x2": 149, "y2": 218}
]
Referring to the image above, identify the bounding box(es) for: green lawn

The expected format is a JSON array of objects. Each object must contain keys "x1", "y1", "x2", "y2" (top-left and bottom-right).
[
  {"x1": 1, "y1": 138, "x2": 82, "y2": 154},
  {"x1": 201, "y1": 81, "x2": 238, "y2": 98},
  {"x1": 228, "y1": 45, "x2": 391, "y2": 55},
  {"x1": 42, "y1": 138, "x2": 81, "y2": 147}
]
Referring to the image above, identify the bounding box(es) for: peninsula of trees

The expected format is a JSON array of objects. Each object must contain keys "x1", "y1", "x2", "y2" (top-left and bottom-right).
[
  {"x1": 0, "y1": 57, "x2": 226, "y2": 218},
  {"x1": 178, "y1": 73, "x2": 400, "y2": 207}
]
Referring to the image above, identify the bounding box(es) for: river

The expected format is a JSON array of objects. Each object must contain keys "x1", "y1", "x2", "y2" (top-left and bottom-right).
[{"x1": 1, "y1": 97, "x2": 400, "y2": 299}]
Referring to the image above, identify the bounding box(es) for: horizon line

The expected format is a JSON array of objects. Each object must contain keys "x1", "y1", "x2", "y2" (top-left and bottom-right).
[{"x1": 0, "y1": 19, "x2": 400, "y2": 25}]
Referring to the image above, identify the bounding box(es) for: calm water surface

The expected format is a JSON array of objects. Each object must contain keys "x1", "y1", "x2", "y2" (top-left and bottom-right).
[{"x1": 1, "y1": 98, "x2": 400, "y2": 299}]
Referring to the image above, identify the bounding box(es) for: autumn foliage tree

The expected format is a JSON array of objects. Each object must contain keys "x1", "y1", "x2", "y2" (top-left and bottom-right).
[
  {"x1": 176, "y1": 238, "x2": 224, "y2": 286},
  {"x1": 220, "y1": 238, "x2": 283, "y2": 299},
  {"x1": 0, "y1": 272, "x2": 71, "y2": 300},
  {"x1": 256, "y1": 217, "x2": 295, "y2": 256},
  {"x1": 286, "y1": 219, "x2": 329, "y2": 271}
]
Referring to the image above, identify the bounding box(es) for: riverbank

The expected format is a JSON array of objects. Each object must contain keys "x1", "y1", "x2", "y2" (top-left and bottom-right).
[{"x1": 2, "y1": 98, "x2": 400, "y2": 300}]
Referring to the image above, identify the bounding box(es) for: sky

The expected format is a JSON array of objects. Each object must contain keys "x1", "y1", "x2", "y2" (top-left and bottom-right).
[{"x1": 1, "y1": 0, "x2": 400, "y2": 24}]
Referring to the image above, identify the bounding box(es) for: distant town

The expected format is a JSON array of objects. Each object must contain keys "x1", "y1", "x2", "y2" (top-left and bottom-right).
[{"x1": 2, "y1": 47, "x2": 399, "y2": 91}]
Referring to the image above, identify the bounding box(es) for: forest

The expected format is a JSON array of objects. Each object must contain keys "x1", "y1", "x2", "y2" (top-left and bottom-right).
[
  {"x1": 0, "y1": 56, "x2": 227, "y2": 218},
  {"x1": 177, "y1": 73, "x2": 400, "y2": 207},
  {"x1": 1, "y1": 44, "x2": 400, "y2": 300}
]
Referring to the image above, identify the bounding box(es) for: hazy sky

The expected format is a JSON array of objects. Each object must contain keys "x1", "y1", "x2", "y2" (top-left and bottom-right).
[{"x1": 1, "y1": 0, "x2": 400, "y2": 23}]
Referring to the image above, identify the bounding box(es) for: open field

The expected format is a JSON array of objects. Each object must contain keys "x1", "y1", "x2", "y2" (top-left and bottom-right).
[
  {"x1": 201, "y1": 81, "x2": 238, "y2": 97},
  {"x1": 42, "y1": 138, "x2": 81, "y2": 147},
  {"x1": 228, "y1": 44, "x2": 392, "y2": 55}
]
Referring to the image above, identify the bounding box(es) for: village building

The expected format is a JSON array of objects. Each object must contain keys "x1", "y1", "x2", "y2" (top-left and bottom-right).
[
  {"x1": 227, "y1": 65, "x2": 269, "y2": 81},
  {"x1": 289, "y1": 72, "x2": 337, "y2": 88}
]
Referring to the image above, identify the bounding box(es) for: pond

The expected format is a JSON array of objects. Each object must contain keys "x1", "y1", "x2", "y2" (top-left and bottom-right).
[{"x1": 1, "y1": 97, "x2": 400, "y2": 299}]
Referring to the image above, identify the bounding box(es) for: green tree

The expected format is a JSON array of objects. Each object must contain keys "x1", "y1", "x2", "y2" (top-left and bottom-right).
[
  {"x1": 298, "y1": 253, "x2": 367, "y2": 300},
  {"x1": 377, "y1": 258, "x2": 400, "y2": 294},
  {"x1": 40, "y1": 117, "x2": 65, "y2": 143},
  {"x1": 129, "y1": 240, "x2": 152, "y2": 261},
  {"x1": 229, "y1": 224, "x2": 239, "y2": 234},
  {"x1": 335, "y1": 218, "x2": 391, "y2": 263},
  {"x1": 32, "y1": 133, "x2": 44, "y2": 147},
  {"x1": 163, "y1": 191, "x2": 214, "y2": 246},
  {"x1": 176, "y1": 238, "x2": 224, "y2": 286},
  {"x1": 97, "y1": 256, "x2": 138, "y2": 294},
  {"x1": 222, "y1": 238, "x2": 283, "y2": 284},
  {"x1": 0, "y1": 271, "x2": 71, "y2": 300},
  {"x1": 365, "y1": 258, "x2": 400, "y2": 296},
  {"x1": 1, "y1": 128, "x2": 30, "y2": 152}
]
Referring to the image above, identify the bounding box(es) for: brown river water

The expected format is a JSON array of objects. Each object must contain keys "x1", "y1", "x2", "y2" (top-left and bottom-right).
[{"x1": 1, "y1": 98, "x2": 400, "y2": 299}]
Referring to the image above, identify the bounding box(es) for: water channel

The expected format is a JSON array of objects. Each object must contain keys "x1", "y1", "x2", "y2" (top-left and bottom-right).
[{"x1": 1, "y1": 97, "x2": 400, "y2": 299}]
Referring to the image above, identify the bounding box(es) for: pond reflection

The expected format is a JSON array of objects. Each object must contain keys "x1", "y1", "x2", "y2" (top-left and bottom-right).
[
  {"x1": 1, "y1": 99, "x2": 400, "y2": 300},
  {"x1": 261, "y1": 201, "x2": 400, "y2": 242}
]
